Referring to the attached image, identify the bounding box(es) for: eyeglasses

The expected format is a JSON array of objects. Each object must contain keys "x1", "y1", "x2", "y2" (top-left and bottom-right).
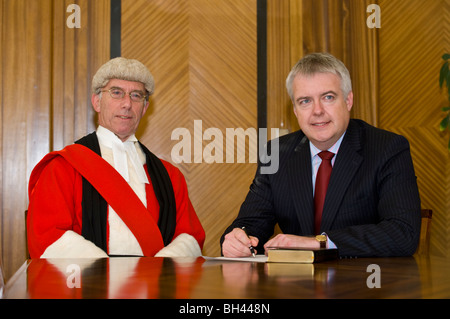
[{"x1": 101, "y1": 87, "x2": 148, "y2": 102}]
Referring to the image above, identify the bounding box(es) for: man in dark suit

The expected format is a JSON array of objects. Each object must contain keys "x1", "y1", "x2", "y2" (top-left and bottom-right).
[{"x1": 221, "y1": 53, "x2": 421, "y2": 257}]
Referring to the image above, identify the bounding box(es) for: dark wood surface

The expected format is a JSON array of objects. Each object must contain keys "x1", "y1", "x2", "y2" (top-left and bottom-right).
[{"x1": 3, "y1": 254, "x2": 450, "y2": 299}]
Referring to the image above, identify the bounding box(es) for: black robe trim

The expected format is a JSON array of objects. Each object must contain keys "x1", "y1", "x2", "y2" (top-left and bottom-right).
[{"x1": 75, "y1": 132, "x2": 176, "y2": 253}]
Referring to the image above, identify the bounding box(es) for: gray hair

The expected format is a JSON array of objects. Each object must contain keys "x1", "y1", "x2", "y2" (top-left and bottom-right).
[
  {"x1": 286, "y1": 52, "x2": 352, "y2": 101},
  {"x1": 92, "y1": 57, "x2": 155, "y2": 95}
]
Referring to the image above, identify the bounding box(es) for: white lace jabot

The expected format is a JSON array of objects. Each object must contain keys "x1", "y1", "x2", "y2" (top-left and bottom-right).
[{"x1": 96, "y1": 126, "x2": 149, "y2": 184}]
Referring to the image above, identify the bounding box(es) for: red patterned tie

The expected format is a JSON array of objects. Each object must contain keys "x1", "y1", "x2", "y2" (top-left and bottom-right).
[{"x1": 314, "y1": 151, "x2": 334, "y2": 234}]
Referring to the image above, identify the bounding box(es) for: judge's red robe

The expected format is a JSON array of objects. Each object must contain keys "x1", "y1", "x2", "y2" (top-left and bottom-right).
[{"x1": 27, "y1": 145, "x2": 205, "y2": 258}]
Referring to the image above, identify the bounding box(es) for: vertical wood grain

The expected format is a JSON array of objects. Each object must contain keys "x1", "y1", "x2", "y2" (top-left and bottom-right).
[
  {"x1": 1, "y1": 0, "x2": 110, "y2": 280},
  {"x1": 267, "y1": 0, "x2": 292, "y2": 136},
  {"x1": 1, "y1": 0, "x2": 52, "y2": 280},
  {"x1": 343, "y1": 0, "x2": 379, "y2": 126},
  {"x1": 52, "y1": 0, "x2": 110, "y2": 151},
  {"x1": 0, "y1": 0, "x2": 3, "y2": 274}
]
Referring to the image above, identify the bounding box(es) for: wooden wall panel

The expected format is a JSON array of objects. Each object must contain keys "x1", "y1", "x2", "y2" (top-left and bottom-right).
[
  {"x1": 0, "y1": 0, "x2": 3, "y2": 274},
  {"x1": 52, "y1": 0, "x2": 110, "y2": 151},
  {"x1": 344, "y1": 0, "x2": 379, "y2": 126},
  {"x1": 187, "y1": 2, "x2": 257, "y2": 257},
  {"x1": 0, "y1": 0, "x2": 110, "y2": 280},
  {"x1": 267, "y1": 0, "x2": 293, "y2": 136},
  {"x1": 1, "y1": 0, "x2": 52, "y2": 281},
  {"x1": 378, "y1": 0, "x2": 450, "y2": 256},
  {"x1": 267, "y1": 0, "x2": 379, "y2": 135},
  {"x1": 122, "y1": 0, "x2": 258, "y2": 257}
]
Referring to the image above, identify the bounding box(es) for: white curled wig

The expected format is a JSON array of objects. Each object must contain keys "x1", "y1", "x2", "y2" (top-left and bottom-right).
[{"x1": 92, "y1": 57, "x2": 155, "y2": 95}]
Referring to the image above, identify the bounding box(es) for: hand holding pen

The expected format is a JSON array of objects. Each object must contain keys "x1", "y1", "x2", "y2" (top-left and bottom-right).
[
  {"x1": 241, "y1": 227, "x2": 256, "y2": 257},
  {"x1": 222, "y1": 226, "x2": 259, "y2": 258}
]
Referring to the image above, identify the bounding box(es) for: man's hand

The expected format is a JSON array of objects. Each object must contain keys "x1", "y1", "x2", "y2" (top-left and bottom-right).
[
  {"x1": 222, "y1": 228, "x2": 259, "y2": 257},
  {"x1": 263, "y1": 234, "x2": 320, "y2": 255}
]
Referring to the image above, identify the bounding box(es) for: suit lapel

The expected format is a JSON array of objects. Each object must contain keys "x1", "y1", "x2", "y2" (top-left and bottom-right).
[
  {"x1": 286, "y1": 134, "x2": 315, "y2": 234},
  {"x1": 320, "y1": 120, "x2": 363, "y2": 232}
]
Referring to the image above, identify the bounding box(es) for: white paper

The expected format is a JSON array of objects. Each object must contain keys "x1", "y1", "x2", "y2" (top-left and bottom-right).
[{"x1": 202, "y1": 255, "x2": 268, "y2": 263}]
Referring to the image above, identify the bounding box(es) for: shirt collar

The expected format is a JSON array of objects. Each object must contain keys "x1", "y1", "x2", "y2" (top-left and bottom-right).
[
  {"x1": 96, "y1": 125, "x2": 137, "y2": 146},
  {"x1": 310, "y1": 132, "x2": 346, "y2": 158},
  {"x1": 96, "y1": 126, "x2": 149, "y2": 184}
]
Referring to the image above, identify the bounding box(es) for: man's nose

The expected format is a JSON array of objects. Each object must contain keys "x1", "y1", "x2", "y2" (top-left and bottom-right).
[
  {"x1": 312, "y1": 100, "x2": 325, "y2": 114},
  {"x1": 121, "y1": 94, "x2": 133, "y2": 108}
]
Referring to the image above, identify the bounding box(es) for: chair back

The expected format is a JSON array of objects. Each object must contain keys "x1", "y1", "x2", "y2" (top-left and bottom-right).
[{"x1": 415, "y1": 209, "x2": 432, "y2": 255}]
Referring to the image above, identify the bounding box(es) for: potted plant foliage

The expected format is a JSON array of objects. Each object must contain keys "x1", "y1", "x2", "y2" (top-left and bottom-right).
[{"x1": 439, "y1": 53, "x2": 450, "y2": 150}]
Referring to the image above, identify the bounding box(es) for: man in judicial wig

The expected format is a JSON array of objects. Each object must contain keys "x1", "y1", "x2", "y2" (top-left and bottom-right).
[
  {"x1": 27, "y1": 57, "x2": 205, "y2": 258},
  {"x1": 221, "y1": 52, "x2": 421, "y2": 258}
]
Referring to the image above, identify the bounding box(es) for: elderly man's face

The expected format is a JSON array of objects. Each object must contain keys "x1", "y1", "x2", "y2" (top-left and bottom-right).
[{"x1": 92, "y1": 79, "x2": 149, "y2": 142}]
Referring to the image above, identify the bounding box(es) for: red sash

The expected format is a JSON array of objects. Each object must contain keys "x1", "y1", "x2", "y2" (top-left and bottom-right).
[{"x1": 29, "y1": 144, "x2": 164, "y2": 256}]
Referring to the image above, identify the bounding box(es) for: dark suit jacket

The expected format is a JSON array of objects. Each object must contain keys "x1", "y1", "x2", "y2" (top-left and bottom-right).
[{"x1": 221, "y1": 119, "x2": 421, "y2": 257}]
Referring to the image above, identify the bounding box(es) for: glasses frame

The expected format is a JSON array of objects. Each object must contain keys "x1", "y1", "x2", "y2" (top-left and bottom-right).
[{"x1": 100, "y1": 87, "x2": 148, "y2": 102}]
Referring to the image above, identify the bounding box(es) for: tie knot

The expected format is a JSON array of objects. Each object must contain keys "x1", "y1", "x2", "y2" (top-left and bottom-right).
[{"x1": 318, "y1": 151, "x2": 334, "y2": 161}]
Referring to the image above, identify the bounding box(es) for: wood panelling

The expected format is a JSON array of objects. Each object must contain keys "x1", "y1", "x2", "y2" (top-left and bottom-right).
[
  {"x1": 267, "y1": 0, "x2": 379, "y2": 135},
  {"x1": 344, "y1": 0, "x2": 379, "y2": 126},
  {"x1": 0, "y1": 0, "x2": 3, "y2": 276},
  {"x1": 0, "y1": 0, "x2": 110, "y2": 280},
  {"x1": 1, "y1": 0, "x2": 52, "y2": 281},
  {"x1": 122, "y1": 0, "x2": 258, "y2": 257},
  {"x1": 267, "y1": 0, "x2": 294, "y2": 136},
  {"x1": 52, "y1": 0, "x2": 110, "y2": 150},
  {"x1": 378, "y1": 0, "x2": 450, "y2": 256}
]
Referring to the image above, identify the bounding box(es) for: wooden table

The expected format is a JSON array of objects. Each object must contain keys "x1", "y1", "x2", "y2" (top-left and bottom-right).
[{"x1": 3, "y1": 254, "x2": 450, "y2": 300}]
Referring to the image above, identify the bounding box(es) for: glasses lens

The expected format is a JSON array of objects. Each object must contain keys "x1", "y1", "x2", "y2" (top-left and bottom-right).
[
  {"x1": 105, "y1": 88, "x2": 146, "y2": 102},
  {"x1": 109, "y1": 88, "x2": 125, "y2": 99},
  {"x1": 130, "y1": 91, "x2": 144, "y2": 101}
]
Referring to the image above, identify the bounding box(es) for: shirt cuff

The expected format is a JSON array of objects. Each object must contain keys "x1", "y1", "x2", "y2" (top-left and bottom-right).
[{"x1": 322, "y1": 232, "x2": 337, "y2": 249}]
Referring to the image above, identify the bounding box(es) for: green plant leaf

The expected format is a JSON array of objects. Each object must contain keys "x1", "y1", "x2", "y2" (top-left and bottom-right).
[
  {"x1": 447, "y1": 71, "x2": 450, "y2": 99},
  {"x1": 440, "y1": 116, "x2": 450, "y2": 131},
  {"x1": 439, "y1": 55, "x2": 450, "y2": 151},
  {"x1": 440, "y1": 61, "x2": 449, "y2": 88}
]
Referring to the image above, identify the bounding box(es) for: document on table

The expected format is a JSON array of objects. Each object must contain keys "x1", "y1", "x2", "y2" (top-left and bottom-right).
[{"x1": 202, "y1": 255, "x2": 268, "y2": 263}]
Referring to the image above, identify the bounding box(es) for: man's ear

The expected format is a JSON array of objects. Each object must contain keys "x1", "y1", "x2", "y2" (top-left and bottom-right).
[
  {"x1": 346, "y1": 91, "x2": 354, "y2": 112},
  {"x1": 142, "y1": 101, "x2": 150, "y2": 116},
  {"x1": 91, "y1": 93, "x2": 101, "y2": 112}
]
